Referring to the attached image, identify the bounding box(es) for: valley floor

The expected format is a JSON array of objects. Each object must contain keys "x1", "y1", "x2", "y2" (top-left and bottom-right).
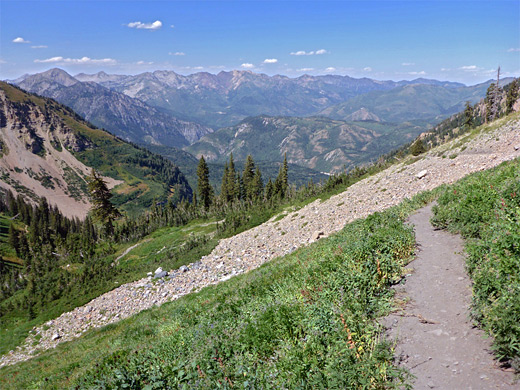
[{"x1": 1, "y1": 115, "x2": 520, "y2": 368}]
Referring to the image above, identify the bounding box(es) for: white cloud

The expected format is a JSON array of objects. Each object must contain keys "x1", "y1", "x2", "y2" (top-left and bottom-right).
[
  {"x1": 440, "y1": 68, "x2": 450, "y2": 72},
  {"x1": 363, "y1": 67, "x2": 372, "y2": 72},
  {"x1": 127, "y1": 20, "x2": 162, "y2": 30},
  {"x1": 402, "y1": 62, "x2": 415, "y2": 66},
  {"x1": 193, "y1": 66, "x2": 204, "y2": 70},
  {"x1": 170, "y1": 24, "x2": 175, "y2": 28},
  {"x1": 298, "y1": 68, "x2": 314, "y2": 72},
  {"x1": 169, "y1": 52, "x2": 185, "y2": 56},
  {"x1": 460, "y1": 65, "x2": 478, "y2": 71},
  {"x1": 136, "y1": 61, "x2": 154, "y2": 65},
  {"x1": 408, "y1": 71, "x2": 426, "y2": 76},
  {"x1": 325, "y1": 67, "x2": 336, "y2": 72},
  {"x1": 241, "y1": 63, "x2": 254, "y2": 69},
  {"x1": 0, "y1": 59, "x2": 6, "y2": 64},
  {"x1": 34, "y1": 56, "x2": 117, "y2": 65},
  {"x1": 507, "y1": 48, "x2": 520, "y2": 52},
  {"x1": 290, "y1": 49, "x2": 328, "y2": 56},
  {"x1": 13, "y1": 37, "x2": 30, "y2": 44},
  {"x1": 263, "y1": 58, "x2": 278, "y2": 64},
  {"x1": 31, "y1": 45, "x2": 47, "y2": 49}
]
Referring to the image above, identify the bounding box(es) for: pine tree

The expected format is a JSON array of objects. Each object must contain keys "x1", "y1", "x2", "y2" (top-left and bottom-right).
[
  {"x1": 463, "y1": 101, "x2": 473, "y2": 129},
  {"x1": 220, "y1": 162, "x2": 229, "y2": 201},
  {"x1": 252, "y1": 167, "x2": 264, "y2": 200},
  {"x1": 410, "y1": 138, "x2": 426, "y2": 156},
  {"x1": 506, "y1": 79, "x2": 519, "y2": 114},
  {"x1": 196, "y1": 156, "x2": 213, "y2": 209},
  {"x1": 225, "y1": 154, "x2": 237, "y2": 203},
  {"x1": 274, "y1": 154, "x2": 289, "y2": 198},
  {"x1": 242, "y1": 155, "x2": 256, "y2": 200},
  {"x1": 265, "y1": 178, "x2": 274, "y2": 200},
  {"x1": 87, "y1": 169, "x2": 120, "y2": 235}
]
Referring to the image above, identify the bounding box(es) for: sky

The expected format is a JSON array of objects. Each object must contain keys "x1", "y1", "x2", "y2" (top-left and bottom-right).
[{"x1": 0, "y1": 0, "x2": 519, "y2": 85}]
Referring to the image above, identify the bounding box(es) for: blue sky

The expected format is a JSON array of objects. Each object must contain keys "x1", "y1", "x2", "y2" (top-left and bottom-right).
[{"x1": 1, "y1": 0, "x2": 519, "y2": 85}]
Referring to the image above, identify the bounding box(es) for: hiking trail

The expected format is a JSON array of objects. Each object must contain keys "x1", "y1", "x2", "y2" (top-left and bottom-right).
[{"x1": 384, "y1": 204, "x2": 517, "y2": 389}]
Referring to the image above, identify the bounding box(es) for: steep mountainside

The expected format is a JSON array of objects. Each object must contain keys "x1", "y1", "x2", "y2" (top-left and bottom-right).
[
  {"x1": 186, "y1": 115, "x2": 399, "y2": 172},
  {"x1": 320, "y1": 79, "x2": 514, "y2": 124},
  {"x1": 73, "y1": 69, "x2": 464, "y2": 128},
  {"x1": 14, "y1": 69, "x2": 212, "y2": 147},
  {"x1": 0, "y1": 82, "x2": 192, "y2": 218}
]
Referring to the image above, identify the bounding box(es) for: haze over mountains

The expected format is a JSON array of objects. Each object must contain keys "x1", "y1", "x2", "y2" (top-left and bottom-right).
[{"x1": 10, "y1": 68, "x2": 509, "y2": 173}]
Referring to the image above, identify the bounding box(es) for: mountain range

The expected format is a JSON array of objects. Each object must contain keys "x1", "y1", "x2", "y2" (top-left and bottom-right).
[
  {"x1": 14, "y1": 69, "x2": 213, "y2": 147},
  {"x1": 9, "y1": 68, "x2": 509, "y2": 174}
]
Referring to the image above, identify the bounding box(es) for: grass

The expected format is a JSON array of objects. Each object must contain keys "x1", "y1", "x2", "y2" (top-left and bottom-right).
[
  {"x1": 0, "y1": 217, "x2": 220, "y2": 358},
  {"x1": 0, "y1": 191, "x2": 439, "y2": 389},
  {"x1": 431, "y1": 157, "x2": 520, "y2": 369}
]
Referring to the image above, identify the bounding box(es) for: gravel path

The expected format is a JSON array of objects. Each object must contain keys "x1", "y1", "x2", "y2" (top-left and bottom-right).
[
  {"x1": 384, "y1": 204, "x2": 517, "y2": 389},
  {"x1": 1, "y1": 116, "x2": 519, "y2": 367}
]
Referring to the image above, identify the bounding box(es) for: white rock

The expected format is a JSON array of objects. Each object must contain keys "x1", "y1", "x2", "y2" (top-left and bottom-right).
[
  {"x1": 51, "y1": 333, "x2": 61, "y2": 341},
  {"x1": 154, "y1": 267, "x2": 163, "y2": 275},
  {"x1": 416, "y1": 170, "x2": 428, "y2": 179}
]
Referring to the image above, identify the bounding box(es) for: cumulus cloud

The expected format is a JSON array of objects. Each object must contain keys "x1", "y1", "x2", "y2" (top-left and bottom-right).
[
  {"x1": 136, "y1": 61, "x2": 154, "y2": 65},
  {"x1": 440, "y1": 68, "x2": 450, "y2": 72},
  {"x1": 460, "y1": 65, "x2": 478, "y2": 71},
  {"x1": 507, "y1": 48, "x2": 520, "y2": 52},
  {"x1": 408, "y1": 71, "x2": 426, "y2": 75},
  {"x1": 31, "y1": 45, "x2": 48, "y2": 49},
  {"x1": 127, "y1": 20, "x2": 162, "y2": 30},
  {"x1": 290, "y1": 49, "x2": 328, "y2": 56},
  {"x1": 263, "y1": 58, "x2": 278, "y2": 64},
  {"x1": 298, "y1": 68, "x2": 314, "y2": 72},
  {"x1": 34, "y1": 56, "x2": 117, "y2": 65},
  {"x1": 13, "y1": 37, "x2": 30, "y2": 43},
  {"x1": 401, "y1": 62, "x2": 415, "y2": 66},
  {"x1": 363, "y1": 67, "x2": 372, "y2": 72},
  {"x1": 169, "y1": 52, "x2": 185, "y2": 56},
  {"x1": 241, "y1": 63, "x2": 254, "y2": 69},
  {"x1": 325, "y1": 67, "x2": 336, "y2": 72}
]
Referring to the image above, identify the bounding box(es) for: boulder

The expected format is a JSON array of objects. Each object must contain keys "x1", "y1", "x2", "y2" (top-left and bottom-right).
[
  {"x1": 154, "y1": 267, "x2": 163, "y2": 275},
  {"x1": 154, "y1": 271, "x2": 168, "y2": 279},
  {"x1": 312, "y1": 231, "x2": 324, "y2": 240},
  {"x1": 416, "y1": 170, "x2": 428, "y2": 179}
]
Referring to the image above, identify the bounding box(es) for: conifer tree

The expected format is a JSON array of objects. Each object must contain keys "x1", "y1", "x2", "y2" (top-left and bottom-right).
[
  {"x1": 225, "y1": 154, "x2": 238, "y2": 202},
  {"x1": 252, "y1": 167, "x2": 264, "y2": 200},
  {"x1": 220, "y1": 162, "x2": 229, "y2": 201},
  {"x1": 410, "y1": 138, "x2": 426, "y2": 156},
  {"x1": 196, "y1": 156, "x2": 213, "y2": 209},
  {"x1": 463, "y1": 101, "x2": 473, "y2": 129},
  {"x1": 265, "y1": 178, "x2": 274, "y2": 200},
  {"x1": 87, "y1": 169, "x2": 120, "y2": 235},
  {"x1": 242, "y1": 155, "x2": 256, "y2": 200},
  {"x1": 274, "y1": 153, "x2": 289, "y2": 198},
  {"x1": 506, "y1": 79, "x2": 519, "y2": 114}
]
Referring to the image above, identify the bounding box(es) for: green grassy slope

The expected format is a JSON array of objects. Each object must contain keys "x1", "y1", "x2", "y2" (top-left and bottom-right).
[{"x1": 0, "y1": 191, "x2": 441, "y2": 389}]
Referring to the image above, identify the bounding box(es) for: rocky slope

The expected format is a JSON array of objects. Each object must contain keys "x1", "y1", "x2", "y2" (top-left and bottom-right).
[
  {"x1": 1, "y1": 113, "x2": 518, "y2": 367},
  {"x1": 0, "y1": 82, "x2": 192, "y2": 217},
  {"x1": 14, "y1": 69, "x2": 213, "y2": 147}
]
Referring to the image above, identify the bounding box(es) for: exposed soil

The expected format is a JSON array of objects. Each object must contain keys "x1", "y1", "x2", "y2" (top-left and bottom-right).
[{"x1": 384, "y1": 204, "x2": 517, "y2": 389}]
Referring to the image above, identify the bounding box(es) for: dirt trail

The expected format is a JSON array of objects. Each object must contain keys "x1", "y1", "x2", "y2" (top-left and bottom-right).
[{"x1": 385, "y1": 204, "x2": 517, "y2": 389}]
